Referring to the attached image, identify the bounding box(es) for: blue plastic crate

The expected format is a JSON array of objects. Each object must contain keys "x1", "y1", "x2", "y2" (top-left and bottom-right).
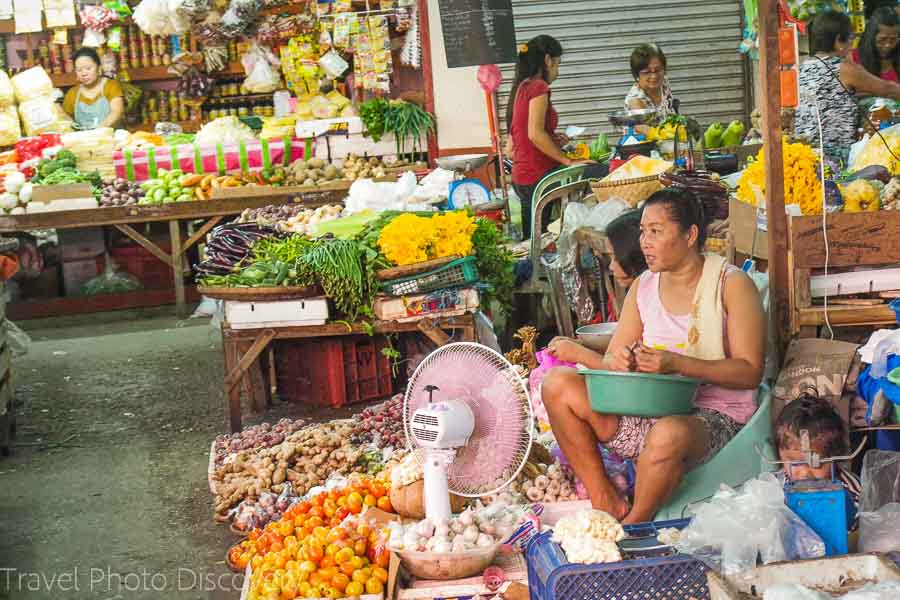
[{"x1": 526, "y1": 518, "x2": 709, "y2": 600}]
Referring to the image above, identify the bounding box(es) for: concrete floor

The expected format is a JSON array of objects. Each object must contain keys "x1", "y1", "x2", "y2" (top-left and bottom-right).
[{"x1": 0, "y1": 309, "x2": 362, "y2": 600}]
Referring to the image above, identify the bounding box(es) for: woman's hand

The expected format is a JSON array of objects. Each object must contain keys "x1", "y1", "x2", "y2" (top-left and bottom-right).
[
  {"x1": 554, "y1": 133, "x2": 571, "y2": 147},
  {"x1": 547, "y1": 337, "x2": 587, "y2": 364},
  {"x1": 605, "y1": 346, "x2": 637, "y2": 372},
  {"x1": 634, "y1": 344, "x2": 679, "y2": 375}
]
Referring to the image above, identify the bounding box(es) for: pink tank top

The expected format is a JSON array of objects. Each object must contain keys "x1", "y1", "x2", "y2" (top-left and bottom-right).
[{"x1": 635, "y1": 268, "x2": 756, "y2": 424}]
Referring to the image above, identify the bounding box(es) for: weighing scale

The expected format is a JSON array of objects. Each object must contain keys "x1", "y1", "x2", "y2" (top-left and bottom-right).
[
  {"x1": 757, "y1": 432, "x2": 866, "y2": 556},
  {"x1": 608, "y1": 108, "x2": 658, "y2": 161},
  {"x1": 435, "y1": 153, "x2": 494, "y2": 209}
]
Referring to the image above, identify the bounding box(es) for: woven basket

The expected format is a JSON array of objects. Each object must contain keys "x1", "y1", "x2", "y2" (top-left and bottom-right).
[{"x1": 590, "y1": 174, "x2": 664, "y2": 207}]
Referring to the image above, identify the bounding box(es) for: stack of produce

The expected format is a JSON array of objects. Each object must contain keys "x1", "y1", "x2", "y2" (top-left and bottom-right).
[
  {"x1": 210, "y1": 421, "x2": 372, "y2": 516},
  {"x1": 660, "y1": 170, "x2": 729, "y2": 220},
  {"x1": 0, "y1": 71, "x2": 21, "y2": 147},
  {"x1": 349, "y1": 394, "x2": 405, "y2": 448},
  {"x1": 340, "y1": 154, "x2": 386, "y2": 182},
  {"x1": 213, "y1": 418, "x2": 307, "y2": 467},
  {"x1": 882, "y1": 178, "x2": 900, "y2": 210},
  {"x1": 237, "y1": 204, "x2": 344, "y2": 235},
  {"x1": 30, "y1": 150, "x2": 101, "y2": 187},
  {"x1": 228, "y1": 476, "x2": 393, "y2": 587},
  {"x1": 61, "y1": 129, "x2": 116, "y2": 178},
  {"x1": 229, "y1": 483, "x2": 303, "y2": 533},
  {"x1": 194, "y1": 222, "x2": 273, "y2": 278},
  {"x1": 98, "y1": 178, "x2": 145, "y2": 207},
  {"x1": 737, "y1": 139, "x2": 823, "y2": 215},
  {"x1": 702, "y1": 120, "x2": 746, "y2": 149},
  {"x1": 376, "y1": 211, "x2": 476, "y2": 266},
  {"x1": 551, "y1": 509, "x2": 625, "y2": 564},
  {"x1": 358, "y1": 98, "x2": 435, "y2": 156},
  {"x1": 386, "y1": 504, "x2": 513, "y2": 554},
  {"x1": 0, "y1": 172, "x2": 32, "y2": 214},
  {"x1": 502, "y1": 461, "x2": 580, "y2": 504}
]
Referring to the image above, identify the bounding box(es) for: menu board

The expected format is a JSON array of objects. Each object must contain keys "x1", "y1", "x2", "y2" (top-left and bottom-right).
[{"x1": 438, "y1": 0, "x2": 517, "y2": 68}]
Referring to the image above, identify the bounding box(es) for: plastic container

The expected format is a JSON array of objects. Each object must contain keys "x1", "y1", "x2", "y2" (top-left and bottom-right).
[
  {"x1": 381, "y1": 256, "x2": 479, "y2": 296},
  {"x1": 275, "y1": 336, "x2": 394, "y2": 407},
  {"x1": 109, "y1": 242, "x2": 176, "y2": 290},
  {"x1": 580, "y1": 370, "x2": 700, "y2": 416},
  {"x1": 526, "y1": 519, "x2": 708, "y2": 600},
  {"x1": 395, "y1": 541, "x2": 503, "y2": 580},
  {"x1": 890, "y1": 298, "x2": 900, "y2": 326}
]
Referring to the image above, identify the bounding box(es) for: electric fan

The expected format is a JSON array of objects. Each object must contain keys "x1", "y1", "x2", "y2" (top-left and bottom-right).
[{"x1": 403, "y1": 342, "x2": 534, "y2": 523}]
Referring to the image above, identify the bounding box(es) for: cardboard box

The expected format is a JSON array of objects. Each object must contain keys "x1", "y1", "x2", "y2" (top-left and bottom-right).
[
  {"x1": 729, "y1": 197, "x2": 768, "y2": 260},
  {"x1": 61, "y1": 256, "x2": 104, "y2": 296},
  {"x1": 58, "y1": 227, "x2": 105, "y2": 262}
]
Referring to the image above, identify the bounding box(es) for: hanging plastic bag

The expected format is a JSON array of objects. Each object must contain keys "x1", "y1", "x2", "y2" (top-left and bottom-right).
[
  {"x1": 674, "y1": 472, "x2": 826, "y2": 575},
  {"x1": 858, "y1": 502, "x2": 900, "y2": 553},
  {"x1": 859, "y1": 450, "x2": 900, "y2": 512},
  {"x1": 242, "y1": 44, "x2": 281, "y2": 94}
]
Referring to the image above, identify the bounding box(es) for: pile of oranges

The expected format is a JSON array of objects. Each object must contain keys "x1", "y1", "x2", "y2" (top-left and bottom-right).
[{"x1": 233, "y1": 477, "x2": 394, "y2": 600}]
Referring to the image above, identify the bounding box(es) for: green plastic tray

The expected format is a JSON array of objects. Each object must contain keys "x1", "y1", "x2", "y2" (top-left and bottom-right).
[{"x1": 579, "y1": 369, "x2": 700, "y2": 417}]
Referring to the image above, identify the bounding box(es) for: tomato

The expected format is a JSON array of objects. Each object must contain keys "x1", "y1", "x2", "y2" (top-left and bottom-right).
[
  {"x1": 312, "y1": 494, "x2": 326, "y2": 508},
  {"x1": 339, "y1": 561, "x2": 356, "y2": 577},
  {"x1": 370, "y1": 482, "x2": 387, "y2": 499},
  {"x1": 353, "y1": 539, "x2": 367, "y2": 556},
  {"x1": 324, "y1": 586, "x2": 342, "y2": 600},
  {"x1": 308, "y1": 572, "x2": 324, "y2": 587},
  {"x1": 336, "y1": 496, "x2": 348, "y2": 508},
  {"x1": 308, "y1": 543, "x2": 324, "y2": 562},
  {"x1": 334, "y1": 547, "x2": 355, "y2": 564},
  {"x1": 319, "y1": 556, "x2": 335, "y2": 569},
  {"x1": 331, "y1": 573, "x2": 350, "y2": 592},
  {"x1": 273, "y1": 553, "x2": 287, "y2": 569},
  {"x1": 347, "y1": 491, "x2": 364, "y2": 509},
  {"x1": 295, "y1": 500, "x2": 311, "y2": 514},
  {"x1": 376, "y1": 496, "x2": 393, "y2": 513},
  {"x1": 299, "y1": 560, "x2": 317, "y2": 573},
  {"x1": 372, "y1": 566, "x2": 389, "y2": 584},
  {"x1": 335, "y1": 507, "x2": 350, "y2": 521},
  {"x1": 249, "y1": 529, "x2": 262, "y2": 541},
  {"x1": 366, "y1": 577, "x2": 385, "y2": 594},
  {"x1": 345, "y1": 581, "x2": 365, "y2": 596}
]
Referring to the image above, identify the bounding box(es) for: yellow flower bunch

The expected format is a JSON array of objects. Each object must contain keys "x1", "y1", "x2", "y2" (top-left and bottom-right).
[
  {"x1": 736, "y1": 139, "x2": 824, "y2": 215},
  {"x1": 378, "y1": 214, "x2": 435, "y2": 266},
  {"x1": 431, "y1": 211, "x2": 476, "y2": 258},
  {"x1": 377, "y1": 211, "x2": 477, "y2": 266}
]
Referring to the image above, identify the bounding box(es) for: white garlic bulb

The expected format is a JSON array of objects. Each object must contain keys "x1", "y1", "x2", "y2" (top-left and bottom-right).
[
  {"x1": 462, "y1": 524, "x2": 480, "y2": 543},
  {"x1": 476, "y1": 533, "x2": 495, "y2": 547}
]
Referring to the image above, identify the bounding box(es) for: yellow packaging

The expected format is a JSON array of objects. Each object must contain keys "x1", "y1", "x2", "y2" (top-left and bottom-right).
[{"x1": 0, "y1": 105, "x2": 21, "y2": 146}]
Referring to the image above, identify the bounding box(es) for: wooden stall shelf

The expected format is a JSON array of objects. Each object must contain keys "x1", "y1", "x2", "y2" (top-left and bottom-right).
[{"x1": 221, "y1": 313, "x2": 478, "y2": 432}]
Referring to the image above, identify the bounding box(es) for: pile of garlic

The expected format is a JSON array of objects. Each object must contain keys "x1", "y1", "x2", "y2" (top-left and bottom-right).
[
  {"x1": 389, "y1": 449, "x2": 423, "y2": 488},
  {"x1": 486, "y1": 462, "x2": 579, "y2": 504},
  {"x1": 388, "y1": 505, "x2": 517, "y2": 554},
  {"x1": 551, "y1": 509, "x2": 625, "y2": 564}
]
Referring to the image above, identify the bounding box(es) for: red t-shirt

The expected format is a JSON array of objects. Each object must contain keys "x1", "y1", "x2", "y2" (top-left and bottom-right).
[
  {"x1": 510, "y1": 78, "x2": 560, "y2": 186},
  {"x1": 850, "y1": 48, "x2": 899, "y2": 82}
]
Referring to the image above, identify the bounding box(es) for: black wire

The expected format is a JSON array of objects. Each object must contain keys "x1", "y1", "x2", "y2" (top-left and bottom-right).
[{"x1": 811, "y1": 54, "x2": 900, "y2": 166}]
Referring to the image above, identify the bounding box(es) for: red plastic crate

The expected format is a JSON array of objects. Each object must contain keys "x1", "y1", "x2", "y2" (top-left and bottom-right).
[
  {"x1": 342, "y1": 336, "x2": 393, "y2": 404},
  {"x1": 109, "y1": 242, "x2": 176, "y2": 290},
  {"x1": 275, "y1": 336, "x2": 394, "y2": 408}
]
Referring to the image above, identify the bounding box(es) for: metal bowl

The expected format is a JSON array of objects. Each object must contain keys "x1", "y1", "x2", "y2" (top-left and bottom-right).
[
  {"x1": 609, "y1": 108, "x2": 658, "y2": 128},
  {"x1": 436, "y1": 153, "x2": 490, "y2": 172},
  {"x1": 576, "y1": 322, "x2": 618, "y2": 351}
]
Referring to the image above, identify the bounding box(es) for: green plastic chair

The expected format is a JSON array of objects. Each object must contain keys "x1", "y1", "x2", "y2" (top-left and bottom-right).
[{"x1": 655, "y1": 385, "x2": 774, "y2": 520}]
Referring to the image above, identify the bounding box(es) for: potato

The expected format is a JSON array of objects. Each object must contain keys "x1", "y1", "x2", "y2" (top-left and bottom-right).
[
  {"x1": 368, "y1": 157, "x2": 380, "y2": 167},
  {"x1": 323, "y1": 164, "x2": 339, "y2": 179},
  {"x1": 303, "y1": 178, "x2": 315, "y2": 186},
  {"x1": 307, "y1": 157, "x2": 325, "y2": 169}
]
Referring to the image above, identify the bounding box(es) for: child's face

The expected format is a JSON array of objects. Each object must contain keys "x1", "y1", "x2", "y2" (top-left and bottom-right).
[{"x1": 779, "y1": 436, "x2": 834, "y2": 481}]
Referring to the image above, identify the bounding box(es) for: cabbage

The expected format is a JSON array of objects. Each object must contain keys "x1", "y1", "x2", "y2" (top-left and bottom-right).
[{"x1": 195, "y1": 116, "x2": 258, "y2": 147}]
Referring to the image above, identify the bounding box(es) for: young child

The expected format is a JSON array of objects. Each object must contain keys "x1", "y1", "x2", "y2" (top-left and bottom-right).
[{"x1": 774, "y1": 393, "x2": 862, "y2": 524}]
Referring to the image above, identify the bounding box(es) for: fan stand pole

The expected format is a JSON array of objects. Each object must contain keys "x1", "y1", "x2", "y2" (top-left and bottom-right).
[
  {"x1": 485, "y1": 90, "x2": 509, "y2": 203},
  {"x1": 423, "y1": 449, "x2": 455, "y2": 523}
]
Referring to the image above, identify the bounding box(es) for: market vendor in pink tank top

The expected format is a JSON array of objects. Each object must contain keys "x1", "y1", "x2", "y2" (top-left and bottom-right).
[{"x1": 541, "y1": 188, "x2": 765, "y2": 524}]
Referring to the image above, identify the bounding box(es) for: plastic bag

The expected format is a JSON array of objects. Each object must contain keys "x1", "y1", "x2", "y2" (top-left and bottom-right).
[
  {"x1": 319, "y1": 49, "x2": 349, "y2": 79},
  {"x1": 18, "y1": 97, "x2": 73, "y2": 136},
  {"x1": 133, "y1": 0, "x2": 190, "y2": 36},
  {"x1": 10, "y1": 67, "x2": 54, "y2": 104},
  {"x1": 674, "y1": 472, "x2": 826, "y2": 575},
  {"x1": 3, "y1": 320, "x2": 30, "y2": 357},
  {"x1": 860, "y1": 450, "x2": 900, "y2": 512},
  {"x1": 0, "y1": 106, "x2": 21, "y2": 146},
  {"x1": 0, "y1": 71, "x2": 15, "y2": 108},
  {"x1": 858, "y1": 502, "x2": 900, "y2": 552},
  {"x1": 242, "y1": 44, "x2": 281, "y2": 94},
  {"x1": 81, "y1": 260, "x2": 142, "y2": 296},
  {"x1": 529, "y1": 349, "x2": 575, "y2": 426},
  {"x1": 850, "y1": 122, "x2": 900, "y2": 175}
]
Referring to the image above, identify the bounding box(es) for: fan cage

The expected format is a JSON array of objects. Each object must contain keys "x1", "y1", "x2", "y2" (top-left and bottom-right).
[{"x1": 403, "y1": 342, "x2": 534, "y2": 499}]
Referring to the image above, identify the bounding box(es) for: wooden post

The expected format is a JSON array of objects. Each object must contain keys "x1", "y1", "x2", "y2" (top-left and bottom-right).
[
  {"x1": 168, "y1": 220, "x2": 187, "y2": 317},
  {"x1": 758, "y1": 0, "x2": 790, "y2": 362}
]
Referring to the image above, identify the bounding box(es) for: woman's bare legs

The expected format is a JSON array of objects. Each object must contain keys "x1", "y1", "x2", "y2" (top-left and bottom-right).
[
  {"x1": 624, "y1": 415, "x2": 709, "y2": 524},
  {"x1": 543, "y1": 367, "x2": 629, "y2": 520}
]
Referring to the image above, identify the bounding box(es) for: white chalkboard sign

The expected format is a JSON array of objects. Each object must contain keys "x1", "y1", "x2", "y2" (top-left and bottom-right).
[{"x1": 438, "y1": 0, "x2": 517, "y2": 68}]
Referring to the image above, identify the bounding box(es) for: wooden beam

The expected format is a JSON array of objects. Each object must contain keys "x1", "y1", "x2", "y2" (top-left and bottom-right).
[
  {"x1": 226, "y1": 329, "x2": 277, "y2": 391},
  {"x1": 180, "y1": 216, "x2": 224, "y2": 256},
  {"x1": 169, "y1": 221, "x2": 186, "y2": 317},
  {"x1": 114, "y1": 224, "x2": 174, "y2": 268},
  {"x1": 759, "y1": 0, "x2": 790, "y2": 361},
  {"x1": 221, "y1": 313, "x2": 477, "y2": 342},
  {"x1": 7, "y1": 286, "x2": 202, "y2": 320},
  {"x1": 791, "y1": 211, "x2": 900, "y2": 269},
  {"x1": 417, "y1": 320, "x2": 450, "y2": 346},
  {"x1": 797, "y1": 304, "x2": 897, "y2": 327}
]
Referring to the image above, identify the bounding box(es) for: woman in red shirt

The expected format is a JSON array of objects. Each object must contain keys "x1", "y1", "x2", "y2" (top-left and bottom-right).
[
  {"x1": 852, "y1": 7, "x2": 900, "y2": 83},
  {"x1": 506, "y1": 35, "x2": 591, "y2": 237}
]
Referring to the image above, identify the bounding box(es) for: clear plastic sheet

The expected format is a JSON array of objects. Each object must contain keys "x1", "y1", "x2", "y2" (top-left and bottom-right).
[
  {"x1": 860, "y1": 450, "x2": 900, "y2": 512},
  {"x1": 674, "y1": 473, "x2": 826, "y2": 575},
  {"x1": 859, "y1": 502, "x2": 900, "y2": 553}
]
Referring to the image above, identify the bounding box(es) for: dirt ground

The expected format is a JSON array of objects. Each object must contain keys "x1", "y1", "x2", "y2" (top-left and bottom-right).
[{"x1": 0, "y1": 308, "x2": 364, "y2": 600}]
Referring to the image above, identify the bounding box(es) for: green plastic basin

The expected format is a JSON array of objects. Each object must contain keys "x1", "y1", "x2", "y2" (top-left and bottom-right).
[{"x1": 580, "y1": 369, "x2": 701, "y2": 417}]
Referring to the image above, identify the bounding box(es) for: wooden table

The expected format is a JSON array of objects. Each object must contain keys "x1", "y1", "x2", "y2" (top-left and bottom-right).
[
  {"x1": 0, "y1": 189, "x2": 344, "y2": 317},
  {"x1": 221, "y1": 313, "x2": 478, "y2": 432}
]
